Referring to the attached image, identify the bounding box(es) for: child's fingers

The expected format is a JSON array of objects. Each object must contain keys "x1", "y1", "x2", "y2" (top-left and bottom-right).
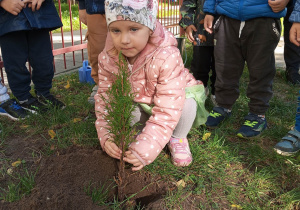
[
  {"x1": 106, "y1": 148, "x2": 121, "y2": 159},
  {"x1": 131, "y1": 165, "x2": 144, "y2": 171}
]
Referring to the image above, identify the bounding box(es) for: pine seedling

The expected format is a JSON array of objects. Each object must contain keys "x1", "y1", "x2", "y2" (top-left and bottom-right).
[{"x1": 100, "y1": 53, "x2": 138, "y2": 201}]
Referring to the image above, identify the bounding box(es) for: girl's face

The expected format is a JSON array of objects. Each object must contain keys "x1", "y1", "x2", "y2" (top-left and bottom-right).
[{"x1": 109, "y1": 21, "x2": 152, "y2": 64}]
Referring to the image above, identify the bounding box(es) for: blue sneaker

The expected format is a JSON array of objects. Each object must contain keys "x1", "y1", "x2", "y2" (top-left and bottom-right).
[
  {"x1": 236, "y1": 113, "x2": 267, "y2": 138},
  {"x1": 0, "y1": 99, "x2": 30, "y2": 121},
  {"x1": 274, "y1": 129, "x2": 300, "y2": 156},
  {"x1": 205, "y1": 107, "x2": 231, "y2": 128}
]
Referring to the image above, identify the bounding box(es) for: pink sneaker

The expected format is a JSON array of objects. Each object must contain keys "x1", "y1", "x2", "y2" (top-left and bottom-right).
[{"x1": 168, "y1": 137, "x2": 192, "y2": 167}]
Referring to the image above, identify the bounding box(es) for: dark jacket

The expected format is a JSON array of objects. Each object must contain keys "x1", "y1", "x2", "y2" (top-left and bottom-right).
[
  {"x1": 0, "y1": 0, "x2": 62, "y2": 37},
  {"x1": 179, "y1": 0, "x2": 215, "y2": 46},
  {"x1": 78, "y1": 0, "x2": 105, "y2": 14},
  {"x1": 203, "y1": 0, "x2": 286, "y2": 21}
]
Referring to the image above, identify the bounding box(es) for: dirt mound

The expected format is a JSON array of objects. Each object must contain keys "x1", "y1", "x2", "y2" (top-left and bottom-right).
[{"x1": 1, "y1": 144, "x2": 169, "y2": 209}]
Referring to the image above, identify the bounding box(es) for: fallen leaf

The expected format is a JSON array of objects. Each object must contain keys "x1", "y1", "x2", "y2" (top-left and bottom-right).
[
  {"x1": 202, "y1": 132, "x2": 211, "y2": 140},
  {"x1": 176, "y1": 179, "x2": 186, "y2": 188},
  {"x1": 64, "y1": 80, "x2": 70, "y2": 89},
  {"x1": 207, "y1": 164, "x2": 214, "y2": 169},
  {"x1": 48, "y1": 130, "x2": 56, "y2": 139},
  {"x1": 231, "y1": 204, "x2": 242, "y2": 209},
  {"x1": 50, "y1": 145, "x2": 55, "y2": 150},
  {"x1": 73, "y1": 118, "x2": 82, "y2": 123},
  {"x1": 20, "y1": 125, "x2": 29, "y2": 129},
  {"x1": 12, "y1": 160, "x2": 22, "y2": 167}
]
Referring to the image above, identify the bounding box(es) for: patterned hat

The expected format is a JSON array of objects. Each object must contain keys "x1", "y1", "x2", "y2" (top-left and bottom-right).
[{"x1": 105, "y1": 0, "x2": 158, "y2": 31}]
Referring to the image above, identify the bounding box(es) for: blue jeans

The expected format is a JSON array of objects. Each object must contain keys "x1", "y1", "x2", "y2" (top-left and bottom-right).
[{"x1": 0, "y1": 30, "x2": 54, "y2": 101}]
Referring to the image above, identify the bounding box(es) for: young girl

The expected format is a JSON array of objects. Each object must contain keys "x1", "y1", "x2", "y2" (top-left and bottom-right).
[{"x1": 95, "y1": 0, "x2": 208, "y2": 171}]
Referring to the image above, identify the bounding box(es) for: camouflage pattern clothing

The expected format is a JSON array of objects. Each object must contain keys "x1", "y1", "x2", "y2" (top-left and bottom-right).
[{"x1": 179, "y1": 0, "x2": 214, "y2": 46}]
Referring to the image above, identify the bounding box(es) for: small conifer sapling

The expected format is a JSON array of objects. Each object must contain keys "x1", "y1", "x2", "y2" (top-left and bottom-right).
[{"x1": 100, "y1": 53, "x2": 138, "y2": 201}]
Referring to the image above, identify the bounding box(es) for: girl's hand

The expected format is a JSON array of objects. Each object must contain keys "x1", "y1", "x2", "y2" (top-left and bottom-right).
[
  {"x1": 124, "y1": 151, "x2": 144, "y2": 171},
  {"x1": 104, "y1": 140, "x2": 122, "y2": 159},
  {"x1": 185, "y1": 25, "x2": 197, "y2": 42}
]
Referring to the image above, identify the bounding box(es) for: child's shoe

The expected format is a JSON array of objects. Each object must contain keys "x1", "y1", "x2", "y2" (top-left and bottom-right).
[
  {"x1": 0, "y1": 99, "x2": 30, "y2": 120},
  {"x1": 37, "y1": 94, "x2": 65, "y2": 109},
  {"x1": 168, "y1": 137, "x2": 192, "y2": 167},
  {"x1": 205, "y1": 107, "x2": 231, "y2": 128},
  {"x1": 19, "y1": 96, "x2": 48, "y2": 113},
  {"x1": 274, "y1": 128, "x2": 300, "y2": 156},
  {"x1": 88, "y1": 85, "x2": 98, "y2": 104},
  {"x1": 236, "y1": 113, "x2": 267, "y2": 138}
]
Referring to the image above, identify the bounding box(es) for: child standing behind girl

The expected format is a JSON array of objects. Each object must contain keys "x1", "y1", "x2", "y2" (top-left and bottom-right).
[
  {"x1": 179, "y1": 0, "x2": 216, "y2": 104},
  {"x1": 95, "y1": 0, "x2": 208, "y2": 171}
]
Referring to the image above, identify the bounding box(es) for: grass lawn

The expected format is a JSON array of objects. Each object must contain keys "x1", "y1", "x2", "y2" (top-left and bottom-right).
[
  {"x1": 53, "y1": 2, "x2": 87, "y2": 33},
  {"x1": 0, "y1": 43, "x2": 299, "y2": 208}
]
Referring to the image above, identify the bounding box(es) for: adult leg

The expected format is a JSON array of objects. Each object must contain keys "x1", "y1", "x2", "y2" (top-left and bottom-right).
[
  {"x1": 284, "y1": 2, "x2": 300, "y2": 84},
  {"x1": 0, "y1": 31, "x2": 32, "y2": 101},
  {"x1": 28, "y1": 29, "x2": 54, "y2": 98}
]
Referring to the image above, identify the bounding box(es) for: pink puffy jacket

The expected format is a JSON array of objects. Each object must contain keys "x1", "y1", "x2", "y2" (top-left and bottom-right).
[{"x1": 95, "y1": 21, "x2": 202, "y2": 166}]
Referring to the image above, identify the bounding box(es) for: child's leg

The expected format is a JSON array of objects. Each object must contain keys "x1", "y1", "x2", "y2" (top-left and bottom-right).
[
  {"x1": 0, "y1": 31, "x2": 32, "y2": 101},
  {"x1": 210, "y1": 48, "x2": 216, "y2": 95},
  {"x1": 190, "y1": 46, "x2": 211, "y2": 88},
  {"x1": 172, "y1": 98, "x2": 197, "y2": 138},
  {"x1": 27, "y1": 29, "x2": 54, "y2": 98},
  {"x1": 130, "y1": 104, "x2": 149, "y2": 132},
  {"x1": 243, "y1": 18, "x2": 280, "y2": 115},
  {"x1": 86, "y1": 14, "x2": 107, "y2": 85},
  {"x1": 214, "y1": 16, "x2": 245, "y2": 109},
  {"x1": 168, "y1": 98, "x2": 197, "y2": 167}
]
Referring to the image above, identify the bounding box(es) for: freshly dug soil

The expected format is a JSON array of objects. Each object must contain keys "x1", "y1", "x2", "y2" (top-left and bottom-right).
[{"x1": 0, "y1": 135, "x2": 170, "y2": 209}]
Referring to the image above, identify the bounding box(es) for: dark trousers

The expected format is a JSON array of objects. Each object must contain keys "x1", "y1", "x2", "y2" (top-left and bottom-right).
[
  {"x1": 0, "y1": 30, "x2": 54, "y2": 101},
  {"x1": 214, "y1": 16, "x2": 280, "y2": 115},
  {"x1": 284, "y1": 2, "x2": 300, "y2": 73},
  {"x1": 190, "y1": 46, "x2": 216, "y2": 94}
]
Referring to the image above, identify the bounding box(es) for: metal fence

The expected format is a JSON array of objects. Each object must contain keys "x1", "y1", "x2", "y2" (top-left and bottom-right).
[{"x1": 0, "y1": 0, "x2": 183, "y2": 83}]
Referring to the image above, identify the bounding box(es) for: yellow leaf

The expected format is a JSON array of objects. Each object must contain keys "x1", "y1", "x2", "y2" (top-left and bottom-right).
[
  {"x1": 176, "y1": 179, "x2": 186, "y2": 188},
  {"x1": 231, "y1": 204, "x2": 242, "y2": 209},
  {"x1": 48, "y1": 130, "x2": 56, "y2": 139},
  {"x1": 12, "y1": 160, "x2": 22, "y2": 167},
  {"x1": 73, "y1": 118, "x2": 82, "y2": 123},
  {"x1": 64, "y1": 80, "x2": 70, "y2": 89},
  {"x1": 208, "y1": 164, "x2": 214, "y2": 169},
  {"x1": 202, "y1": 132, "x2": 211, "y2": 140},
  {"x1": 20, "y1": 125, "x2": 29, "y2": 129}
]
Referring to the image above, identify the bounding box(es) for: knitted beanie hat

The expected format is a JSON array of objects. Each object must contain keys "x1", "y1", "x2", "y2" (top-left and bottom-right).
[{"x1": 105, "y1": 0, "x2": 158, "y2": 31}]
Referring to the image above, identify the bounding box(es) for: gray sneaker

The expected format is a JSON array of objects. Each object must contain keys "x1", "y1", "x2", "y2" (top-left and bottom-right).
[
  {"x1": 88, "y1": 85, "x2": 98, "y2": 104},
  {"x1": 274, "y1": 128, "x2": 300, "y2": 156}
]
